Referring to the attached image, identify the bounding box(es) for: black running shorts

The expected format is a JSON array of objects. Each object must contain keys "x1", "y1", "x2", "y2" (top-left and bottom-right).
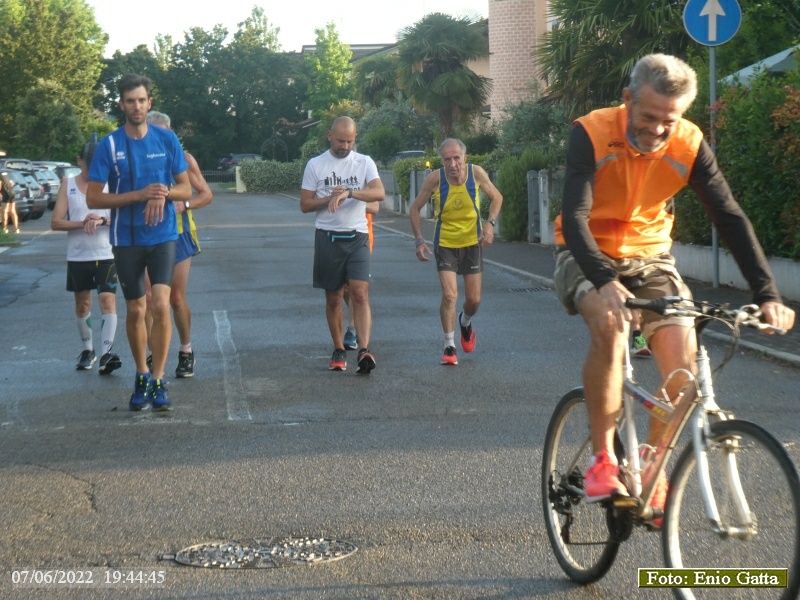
[{"x1": 113, "y1": 241, "x2": 176, "y2": 300}]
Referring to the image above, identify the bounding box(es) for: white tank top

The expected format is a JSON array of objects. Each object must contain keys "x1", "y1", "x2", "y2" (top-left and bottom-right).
[{"x1": 65, "y1": 176, "x2": 113, "y2": 262}]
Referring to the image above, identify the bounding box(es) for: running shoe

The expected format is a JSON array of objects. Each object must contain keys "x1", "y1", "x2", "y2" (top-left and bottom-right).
[
  {"x1": 76, "y1": 349, "x2": 96, "y2": 370},
  {"x1": 584, "y1": 450, "x2": 629, "y2": 501},
  {"x1": 459, "y1": 312, "x2": 476, "y2": 353},
  {"x1": 2, "y1": 228, "x2": 7, "y2": 234},
  {"x1": 632, "y1": 332, "x2": 652, "y2": 357},
  {"x1": 356, "y1": 348, "x2": 376, "y2": 374},
  {"x1": 329, "y1": 348, "x2": 347, "y2": 371},
  {"x1": 441, "y1": 346, "x2": 458, "y2": 365},
  {"x1": 175, "y1": 351, "x2": 195, "y2": 378},
  {"x1": 343, "y1": 328, "x2": 358, "y2": 350},
  {"x1": 14, "y1": 228, "x2": 19, "y2": 234},
  {"x1": 148, "y1": 378, "x2": 172, "y2": 412},
  {"x1": 129, "y1": 373, "x2": 151, "y2": 411},
  {"x1": 98, "y1": 352, "x2": 122, "y2": 375},
  {"x1": 649, "y1": 473, "x2": 668, "y2": 529}
]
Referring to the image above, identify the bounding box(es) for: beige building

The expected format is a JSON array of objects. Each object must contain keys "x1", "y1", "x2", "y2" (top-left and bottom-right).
[{"x1": 488, "y1": 0, "x2": 553, "y2": 119}]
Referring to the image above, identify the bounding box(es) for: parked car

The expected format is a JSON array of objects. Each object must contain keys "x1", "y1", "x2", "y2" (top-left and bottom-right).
[
  {"x1": 3, "y1": 169, "x2": 33, "y2": 221},
  {"x1": 386, "y1": 150, "x2": 426, "y2": 167},
  {"x1": 0, "y1": 158, "x2": 34, "y2": 171},
  {"x1": 32, "y1": 169, "x2": 61, "y2": 210},
  {"x1": 19, "y1": 172, "x2": 47, "y2": 219},
  {"x1": 32, "y1": 161, "x2": 80, "y2": 182},
  {"x1": 217, "y1": 153, "x2": 262, "y2": 171}
]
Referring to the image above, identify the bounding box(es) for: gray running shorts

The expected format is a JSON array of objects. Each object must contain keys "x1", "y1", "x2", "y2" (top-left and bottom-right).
[{"x1": 313, "y1": 229, "x2": 370, "y2": 291}]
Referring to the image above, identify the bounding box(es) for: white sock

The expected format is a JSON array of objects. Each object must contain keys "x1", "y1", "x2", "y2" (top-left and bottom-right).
[
  {"x1": 100, "y1": 313, "x2": 117, "y2": 356},
  {"x1": 180, "y1": 343, "x2": 192, "y2": 354},
  {"x1": 444, "y1": 331, "x2": 455, "y2": 349},
  {"x1": 77, "y1": 314, "x2": 92, "y2": 351},
  {"x1": 460, "y1": 312, "x2": 472, "y2": 327}
]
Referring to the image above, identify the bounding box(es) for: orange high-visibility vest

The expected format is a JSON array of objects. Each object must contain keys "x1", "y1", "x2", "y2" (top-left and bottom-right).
[{"x1": 555, "y1": 105, "x2": 704, "y2": 259}]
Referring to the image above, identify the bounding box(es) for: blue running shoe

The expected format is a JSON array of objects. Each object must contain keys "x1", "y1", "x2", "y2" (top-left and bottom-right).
[
  {"x1": 129, "y1": 373, "x2": 151, "y2": 411},
  {"x1": 149, "y1": 378, "x2": 172, "y2": 412},
  {"x1": 343, "y1": 328, "x2": 358, "y2": 350}
]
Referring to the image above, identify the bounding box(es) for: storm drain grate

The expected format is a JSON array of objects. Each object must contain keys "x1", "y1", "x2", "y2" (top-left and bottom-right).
[
  {"x1": 508, "y1": 286, "x2": 550, "y2": 293},
  {"x1": 162, "y1": 537, "x2": 357, "y2": 569}
]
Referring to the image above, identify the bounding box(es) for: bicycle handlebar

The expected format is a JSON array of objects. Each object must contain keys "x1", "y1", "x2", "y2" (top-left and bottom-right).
[{"x1": 624, "y1": 296, "x2": 787, "y2": 335}]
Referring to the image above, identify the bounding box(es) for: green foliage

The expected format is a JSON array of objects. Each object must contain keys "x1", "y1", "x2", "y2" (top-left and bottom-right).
[
  {"x1": 304, "y1": 23, "x2": 353, "y2": 116},
  {"x1": 396, "y1": 13, "x2": 491, "y2": 139},
  {"x1": 497, "y1": 147, "x2": 564, "y2": 241},
  {"x1": 462, "y1": 128, "x2": 499, "y2": 155},
  {"x1": 707, "y1": 69, "x2": 800, "y2": 258},
  {"x1": 13, "y1": 80, "x2": 82, "y2": 161},
  {"x1": 538, "y1": 0, "x2": 691, "y2": 118},
  {"x1": 359, "y1": 126, "x2": 404, "y2": 167},
  {"x1": 0, "y1": 0, "x2": 106, "y2": 151},
  {"x1": 353, "y1": 54, "x2": 401, "y2": 106},
  {"x1": 496, "y1": 93, "x2": 571, "y2": 156},
  {"x1": 357, "y1": 98, "x2": 437, "y2": 152},
  {"x1": 239, "y1": 159, "x2": 305, "y2": 193}
]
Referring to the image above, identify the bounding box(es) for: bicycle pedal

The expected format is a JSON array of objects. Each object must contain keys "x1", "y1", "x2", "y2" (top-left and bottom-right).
[{"x1": 612, "y1": 495, "x2": 640, "y2": 509}]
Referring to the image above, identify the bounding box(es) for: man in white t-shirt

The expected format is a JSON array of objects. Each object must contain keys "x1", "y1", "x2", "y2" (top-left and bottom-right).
[{"x1": 300, "y1": 116, "x2": 385, "y2": 374}]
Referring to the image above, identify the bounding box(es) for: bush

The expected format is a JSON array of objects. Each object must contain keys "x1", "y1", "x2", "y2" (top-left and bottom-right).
[
  {"x1": 496, "y1": 147, "x2": 564, "y2": 241},
  {"x1": 359, "y1": 125, "x2": 404, "y2": 167},
  {"x1": 240, "y1": 159, "x2": 305, "y2": 193}
]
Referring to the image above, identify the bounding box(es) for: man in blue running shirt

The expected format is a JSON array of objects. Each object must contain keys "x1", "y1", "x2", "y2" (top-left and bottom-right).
[{"x1": 87, "y1": 74, "x2": 190, "y2": 412}]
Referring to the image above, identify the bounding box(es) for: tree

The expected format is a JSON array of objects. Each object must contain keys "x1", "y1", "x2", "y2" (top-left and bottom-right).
[
  {"x1": 13, "y1": 80, "x2": 82, "y2": 161},
  {"x1": 396, "y1": 13, "x2": 491, "y2": 140},
  {"x1": 304, "y1": 23, "x2": 354, "y2": 116},
  {"x1": 0, "y1": 0, "x2": 106, "y2": 151},
  {"x1": 357, "y1": 97, "x2": 437, "y2": 152},
  {"x1": 352, "y1": 54, "x2": 401, "y2": 106},
  {"x1": 537, "y1": 0, "x2": 689, "y2": 118},
  {"x1": 97, "y1": 45, "x2": 163, "y2": 120}
]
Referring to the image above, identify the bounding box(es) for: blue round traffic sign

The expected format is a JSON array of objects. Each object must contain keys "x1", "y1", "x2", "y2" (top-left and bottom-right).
[{"x1": 683, "y1": 0, "x2": 741, "y2": 46}]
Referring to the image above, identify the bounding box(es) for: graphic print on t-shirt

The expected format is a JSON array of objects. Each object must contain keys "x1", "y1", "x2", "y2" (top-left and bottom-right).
[{"x1": 323, "y1": 171, "x2": 360, "y2": 190}]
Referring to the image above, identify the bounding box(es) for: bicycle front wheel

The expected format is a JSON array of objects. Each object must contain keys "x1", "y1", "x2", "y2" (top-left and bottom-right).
[
  {"x1": 541, "y1": 388, "x2": 620, "y2": 584},
  {"x1": 663, "y1": 419, "x2": 800, "y2": 599}
]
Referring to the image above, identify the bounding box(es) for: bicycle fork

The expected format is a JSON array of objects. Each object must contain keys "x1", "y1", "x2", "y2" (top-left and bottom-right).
[{"x1": 691, "y1": 345, "x2": 757, "y2": 540}]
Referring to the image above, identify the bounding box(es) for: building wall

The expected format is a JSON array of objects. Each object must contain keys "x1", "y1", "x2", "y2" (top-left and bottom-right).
[{"x1": 488, "y1": 0, "x2": 549, "y2": 119}]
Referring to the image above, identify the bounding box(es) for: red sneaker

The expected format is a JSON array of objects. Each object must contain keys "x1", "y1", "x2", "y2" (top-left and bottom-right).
[
  {"x1": 584, "y1": 450, "x2": 628, "y2": 501},
  {"x1": 459, "y1": 312, "x2": 476, "y2": 353},
  {"x1": 328, "y1": 349, "x2": 346, "y2": 371},
  {"x1": 441, "y1": 346, "x2": 458, "y2": 365}
]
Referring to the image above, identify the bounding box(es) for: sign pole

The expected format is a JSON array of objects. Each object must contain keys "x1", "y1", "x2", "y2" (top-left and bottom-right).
[{"x1": 709, "y1": 46, "x2": 719, "y2": 288}]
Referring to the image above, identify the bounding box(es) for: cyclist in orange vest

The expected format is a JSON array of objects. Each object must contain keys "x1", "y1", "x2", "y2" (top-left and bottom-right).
[{"x1": 553, "y1": 54, "x2": 795, "y2": 524}]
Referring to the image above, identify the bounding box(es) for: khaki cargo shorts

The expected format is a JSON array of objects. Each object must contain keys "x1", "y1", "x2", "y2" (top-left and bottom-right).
[{"x1": 554, "y1": 248, "x2": 694, "y2": 339}]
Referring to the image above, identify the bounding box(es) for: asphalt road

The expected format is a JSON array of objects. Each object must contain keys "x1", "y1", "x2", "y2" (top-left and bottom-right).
[{"x1": 1, "y1": 192, "x2": 798, "y2": 599}]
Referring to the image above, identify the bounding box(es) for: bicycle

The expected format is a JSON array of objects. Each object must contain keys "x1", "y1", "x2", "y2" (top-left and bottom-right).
[{"x1": 541, "y1": 296, "x2": 800, "y2": 599}]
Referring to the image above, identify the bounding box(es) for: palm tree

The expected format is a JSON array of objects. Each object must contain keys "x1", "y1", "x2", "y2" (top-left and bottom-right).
[
  {"x1": 538, "y1": 0, "x2": 689, "y2": 118},
  {"x1": 396, "y1": 13, "x2": 491, "y2": 139},
  {"x1": 353, "y1": 54, "x2": 402, "y2": 107}
]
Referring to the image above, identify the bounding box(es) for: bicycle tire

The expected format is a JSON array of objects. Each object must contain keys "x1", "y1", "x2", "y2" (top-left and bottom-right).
[
  {"x1": 663, "y1": 419, "x2": 800, "y2": 599},
  {"x1": 541, "y1": 388, "x2": 620, "y2": 583}
]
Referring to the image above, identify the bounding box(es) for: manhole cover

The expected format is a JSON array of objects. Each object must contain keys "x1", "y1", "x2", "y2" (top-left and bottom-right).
[{"x1": 167, "y1": 537, "x2": 357, "y2": 569}]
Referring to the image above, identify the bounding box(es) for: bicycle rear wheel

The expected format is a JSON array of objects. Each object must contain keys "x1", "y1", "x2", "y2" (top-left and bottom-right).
[
  {"x1": 663, "y1": 419, "x2": 800, "y2": 599},
  {"x1": 541, "y1": 388, "x2": 620, "y2": 583}
]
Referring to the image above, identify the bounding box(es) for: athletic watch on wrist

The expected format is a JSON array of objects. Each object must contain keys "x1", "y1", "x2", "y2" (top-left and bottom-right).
[
  {"x1": 347, "y1": 188, "x2": 354, "y2": 199},
  {"x1": 184, "y1": 200, "x2": 190, "y2": 210},
  {"x1": 487, "y1": 218, "x2": 497, "y2": 227}
]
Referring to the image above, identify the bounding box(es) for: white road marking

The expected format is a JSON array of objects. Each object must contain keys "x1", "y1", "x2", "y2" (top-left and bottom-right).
[{"x1": 214, "y1": 310, "x2": 252, "y2": 421}]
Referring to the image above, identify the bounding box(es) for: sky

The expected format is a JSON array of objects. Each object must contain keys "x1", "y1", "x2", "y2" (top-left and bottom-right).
[{"x1": 85, "y1": 0, "x2": 489, "y2": 57}]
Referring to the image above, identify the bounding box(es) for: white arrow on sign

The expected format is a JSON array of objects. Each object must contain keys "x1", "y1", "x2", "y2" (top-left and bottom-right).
[{"x1": 699, "y1": 0, "x2": 726, "y2": 42}]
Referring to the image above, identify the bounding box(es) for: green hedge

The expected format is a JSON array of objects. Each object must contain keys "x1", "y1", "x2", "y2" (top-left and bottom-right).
[{"x1": 240, "y1": 160, "x2": 305, "y2": 193}]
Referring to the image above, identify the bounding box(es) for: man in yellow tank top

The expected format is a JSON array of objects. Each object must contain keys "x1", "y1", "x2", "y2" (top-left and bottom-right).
[{"x1": 410, "y1": 139, "x2": 503, "y2": 366}]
